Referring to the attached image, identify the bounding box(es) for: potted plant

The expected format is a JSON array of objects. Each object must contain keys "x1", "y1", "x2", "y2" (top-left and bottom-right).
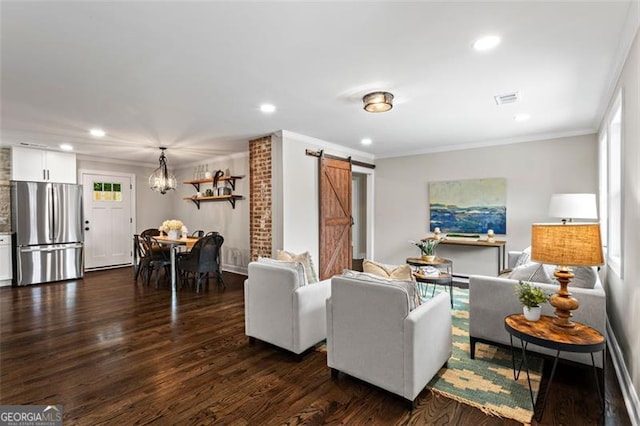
[
  {"x1": 514, "y1": 281, "x2": 550, "y2": 321},
  {"x1": 410, "y1": 238, "x2": 440, "y2": 262}
]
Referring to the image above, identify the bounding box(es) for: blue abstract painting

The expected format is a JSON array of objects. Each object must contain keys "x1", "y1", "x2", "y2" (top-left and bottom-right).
[{"x1": 429, "y1": 178, "x2": 507, "y2": 234}]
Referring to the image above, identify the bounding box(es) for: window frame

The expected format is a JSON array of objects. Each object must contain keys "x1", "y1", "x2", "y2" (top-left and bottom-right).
[{"x1": 599, "y1": 89, "x2": 623, "y2": 278}]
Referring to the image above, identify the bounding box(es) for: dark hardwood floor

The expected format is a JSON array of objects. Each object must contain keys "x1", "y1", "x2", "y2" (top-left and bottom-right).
[{"x1": 0, "y1": 267, "x2": 631, "y2": 425}]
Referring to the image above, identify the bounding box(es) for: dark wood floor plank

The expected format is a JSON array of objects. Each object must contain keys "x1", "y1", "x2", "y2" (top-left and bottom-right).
[{"x1": 0, "y1": 267, "x2": 631, "y2": 425}]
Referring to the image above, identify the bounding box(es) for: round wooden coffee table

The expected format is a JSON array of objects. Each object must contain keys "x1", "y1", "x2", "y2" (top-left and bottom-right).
[{"x1": 406, "y1": 257, "x2": 453, "y2": 307}]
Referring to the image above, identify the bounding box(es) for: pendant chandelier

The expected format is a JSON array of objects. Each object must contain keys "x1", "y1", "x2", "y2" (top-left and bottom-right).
[{"x1": 149, "y1": 147, "x2": 177, "y2": 194}]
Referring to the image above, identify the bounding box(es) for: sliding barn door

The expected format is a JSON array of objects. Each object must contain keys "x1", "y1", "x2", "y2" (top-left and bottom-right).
[{"x1": 319, "y1": 157, "x2": 352, "y2": 280}]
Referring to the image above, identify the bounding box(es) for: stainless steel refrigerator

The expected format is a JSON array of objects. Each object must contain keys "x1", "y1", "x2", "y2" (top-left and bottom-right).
[{"x1": 11, "y1": 181, "x2": 84, "y2": 286}]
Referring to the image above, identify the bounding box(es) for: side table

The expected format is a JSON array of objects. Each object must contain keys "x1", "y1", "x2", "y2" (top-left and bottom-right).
[
  {"x1": 406, "y1": 257, "x2": 454, "y2": 307},
  {"x1": 504, "y1": 314, "x2": 605, "y2": 422}
]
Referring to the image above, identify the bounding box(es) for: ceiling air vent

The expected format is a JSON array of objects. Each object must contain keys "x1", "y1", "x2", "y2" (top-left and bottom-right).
[
  {"x1": 19, "y1": 142, "x2": 48, "y2": 148},
  {"x1": 494, "y1": 92, "x2": 519, "y2": 105}
]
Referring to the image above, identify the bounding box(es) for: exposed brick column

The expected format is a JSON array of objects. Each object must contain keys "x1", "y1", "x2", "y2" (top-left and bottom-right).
[{"x1": 249, "y1": 136, "x2": 273, "y2": 260}]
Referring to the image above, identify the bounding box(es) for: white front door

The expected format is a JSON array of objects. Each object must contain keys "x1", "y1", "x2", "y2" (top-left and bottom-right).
[{"x1": 82, "y1": 172, "x2": 133, "y2": 269}]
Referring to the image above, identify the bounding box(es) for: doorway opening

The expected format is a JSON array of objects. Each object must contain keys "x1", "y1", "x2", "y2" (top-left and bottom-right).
[{"x1": 352, "y1": 168, "x2": 373, "y2": 270}]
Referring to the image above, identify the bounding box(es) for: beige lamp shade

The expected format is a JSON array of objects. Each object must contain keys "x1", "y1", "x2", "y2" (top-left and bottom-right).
[{"x1": 531, "y1": 223, "x2": 604, "y2": 267}]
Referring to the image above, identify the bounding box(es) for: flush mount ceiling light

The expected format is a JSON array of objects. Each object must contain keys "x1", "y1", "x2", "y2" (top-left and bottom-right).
[
  {"x1": 473, "y1": 35, "x2": 501, "y2": 51},
  {"x1": 260, "y1": 104, "x2": 276, "y2": 113},
  {"x1": 59, "y1": 144, "x2": 73, "y2": 151},
  {"x1": 89, "y1": 128, "x2": 106, "y2": 138},
  {"x1": 149, "y1": 147, "x2": 177, "y2": 195},
  {"x1": 363, "y1": 91, "x2": 394, "y2": 113}
]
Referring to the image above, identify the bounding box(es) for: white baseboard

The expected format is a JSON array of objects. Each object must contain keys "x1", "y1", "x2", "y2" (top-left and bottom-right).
[
  {"x1": 222, "y1": 264, "x2": 247, "y2": 276},
  {"x1": 607, "y1": 320, "x2": 640, "y2": 426}
]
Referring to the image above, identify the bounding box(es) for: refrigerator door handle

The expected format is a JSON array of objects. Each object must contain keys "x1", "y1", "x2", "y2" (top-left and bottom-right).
[
  {"x1": 20, "y1": 244, "x2": 84, "y2": 253},
  {"x1": 50, "y1": 184, "x2": 55, "y2": 242}
]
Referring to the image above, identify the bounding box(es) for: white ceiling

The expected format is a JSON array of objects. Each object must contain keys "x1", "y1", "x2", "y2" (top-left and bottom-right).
[{"x1": 1, "y1": 1, "x2": 636, "y2": 166}]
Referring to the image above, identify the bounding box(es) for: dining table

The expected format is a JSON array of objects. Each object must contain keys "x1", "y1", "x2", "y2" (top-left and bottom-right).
[{"x1": 153, "y1": 235, "x2": 198, "y2": 290}]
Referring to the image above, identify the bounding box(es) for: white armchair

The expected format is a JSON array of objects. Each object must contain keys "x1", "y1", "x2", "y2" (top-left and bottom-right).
[
  {"x1": 327, "y1": 274, "x2": 452, "y2": 406},
  {"x1": 244, "y1": 261, "x2": 331, "y2": 355}
]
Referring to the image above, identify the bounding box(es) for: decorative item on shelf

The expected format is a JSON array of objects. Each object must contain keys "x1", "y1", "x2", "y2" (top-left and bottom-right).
[
  {"x1": 181, "y1": 225, "x2": 188, "y2": 239},
  {"x1": 515, "y1": 280, "x2": 550, "y2": 322},
  {"x1": 410, "y1": 238, "x2": 440, "y2": 262},
  {"x1": 217, "y1": 186, "x2": 232, "y2": 196},
  {"x1": 149, "y1": 147, "x2": 177, "y2": 194},
  {"x1": 196, "y1": 191, "x2": 202, "y2": 197},
  {"x1": 487, "y1": 229, "x2": 495, "y2": 243},
  {"x1": 205, "y1": 189, "x2": 214, "y2": 197},
  {"x1": 433, "y1": 227, "x2": 442, "y2": 240},
  {"x1": 160, "y1": 219, "x2": 184, "y2": 240},
  {"x1": 363, "y1": 91, "x2": 394, "y2": 113},
  {"x1": 205, "y1": 171, "x2": 212, "y2": 179},
  {"x1": 531, "y1": 222, "x2": 604, "y2": 329},
  {"x1": 548, "y1": 193, "x2": 598, "y2": 224},
  {"x1": 213, "y1": 170, "x2": 224, "y2": 186}
]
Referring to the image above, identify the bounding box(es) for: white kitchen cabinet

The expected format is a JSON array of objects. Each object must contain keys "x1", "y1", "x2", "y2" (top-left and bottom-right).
[
  {"x1": 0, "y1": 234, "x2": 12, "y2": 285},
  {"x1": 11, "y1": 146, "x2": 77, "y2": 183}
]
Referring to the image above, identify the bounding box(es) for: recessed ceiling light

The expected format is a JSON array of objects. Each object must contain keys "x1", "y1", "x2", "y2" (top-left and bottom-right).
[
  {"x1": 514, "y1": 113, "x2": 531, "y2": 122},
  {"x1": 473, "y1": 35, "x2": 501, "y2": 51},
  {"x1": 89, "y1": 128, "x2": 106, "y2": 138},
  {"x1": 59, "y1": 144, "x2": 73, "y2": 151},
  {"x1": 361, "y1": 138, "x2": 372, "y2": 146},
  {"x1": 260, "y1": 104, "x2": 276, "y2": 113}
]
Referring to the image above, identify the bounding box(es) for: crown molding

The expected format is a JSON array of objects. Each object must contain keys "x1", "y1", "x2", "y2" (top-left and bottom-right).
[{"x1": 375, "y1": 129, "x2": 597, "y2": 160}]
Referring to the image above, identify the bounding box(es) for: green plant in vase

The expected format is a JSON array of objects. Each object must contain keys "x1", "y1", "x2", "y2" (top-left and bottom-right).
[
  {"x1": 410, "y1": 238, "x2": 441, "y2": 261},
  {"x1": 515, "y1": 281, "x2": 550, "y2": 321}
]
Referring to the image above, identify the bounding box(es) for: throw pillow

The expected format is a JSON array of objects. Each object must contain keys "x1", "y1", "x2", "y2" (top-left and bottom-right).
[
  {"x1": 342, "y1": 269, "x2": 421, "y2": 310},
  {"x1": 508, "y1": 262, "x2": 554, "y2": 283},
  {"x1": 276, "y1": 250, "x2": 318, "y2": 283},
  {"x1": 257, "y1": 257, "x2": 307, "y2": 287},
  {"x1": 362, "y1": 259, "x2": 413, "y2": 280},
  {"x1": 571, "y1": 266, "x2": 597, "y2": 289},
  {"x1": 514, "y1": 246, "x2": 532, "y2": 268}
]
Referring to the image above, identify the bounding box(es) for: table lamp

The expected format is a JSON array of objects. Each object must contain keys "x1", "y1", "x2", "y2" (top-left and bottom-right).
[
  {"x1": 531, "y1": 223, "x2": 604, "y2": 329},
  {"x1": 548, "y1": 193, "x2": 598, "y2": 223}
]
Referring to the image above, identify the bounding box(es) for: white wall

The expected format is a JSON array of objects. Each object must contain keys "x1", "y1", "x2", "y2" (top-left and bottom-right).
[
  {"x1": 373, "y1": 134, "x2": 598, "y2": 265},
  {"x1": 600, "y1": 22, "x2": 640, "y2": 416},
  {"x1": 276, "y1": 130, "x2": 375, "y2": 269},
  {"x1": 173, "y1": 153, "x2": 250, "y2": 274}
]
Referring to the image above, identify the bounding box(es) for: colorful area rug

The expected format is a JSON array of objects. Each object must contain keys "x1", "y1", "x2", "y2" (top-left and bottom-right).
[{"x1": 425, "y1": 286, "x2": 543, "y2": 425}]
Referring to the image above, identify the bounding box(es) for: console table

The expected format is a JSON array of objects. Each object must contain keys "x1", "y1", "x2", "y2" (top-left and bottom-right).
[{"x1": 436, "y1": 239, "x2": 506, "y2": 277}]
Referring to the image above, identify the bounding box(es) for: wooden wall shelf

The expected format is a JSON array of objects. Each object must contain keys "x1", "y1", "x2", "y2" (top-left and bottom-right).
[
  {"x1": 183, "y1": 175, "x2": 244, "y2": 192},
  {"x1": 183, "y1": 175, "x2": 244, "y2": 209},
  {"x1": 183, "y1": 195, "x2": 244, "y2": 209}
]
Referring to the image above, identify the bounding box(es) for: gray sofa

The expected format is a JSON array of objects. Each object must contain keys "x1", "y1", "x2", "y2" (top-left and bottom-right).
[{"x1": 468, "y1": 250, "x2": 606, "y2": 368}]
